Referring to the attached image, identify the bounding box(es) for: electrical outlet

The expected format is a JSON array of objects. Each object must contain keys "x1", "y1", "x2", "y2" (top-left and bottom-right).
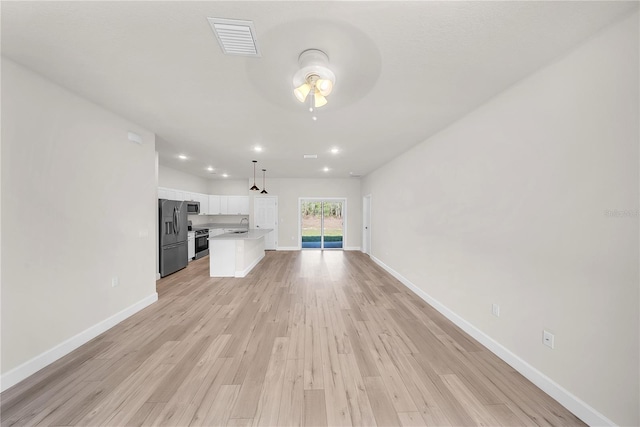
[
  {"x1": 491, "y1": 303, "x2": 500, "y2": 317},
  {"x1": 543, "y1": 330, "x2": 555, "y2": 349},
  {"x1": 111, "y1": 276, "x2": 119, "y2": 287}
]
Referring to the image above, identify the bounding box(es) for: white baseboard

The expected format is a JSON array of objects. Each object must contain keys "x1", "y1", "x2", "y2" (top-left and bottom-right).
[
  {"x1": 369, "y1": 255, "x2": 615, "y2": 427},
  {"x1": 276, "y1": 246, "x2": 361, "y2": 251},
  {"x1": 236, "y1": 252, "x2": 265, "y2": 278},
  {"x1": 0, "y1": 292, "x2": 158, "y2": 392}
]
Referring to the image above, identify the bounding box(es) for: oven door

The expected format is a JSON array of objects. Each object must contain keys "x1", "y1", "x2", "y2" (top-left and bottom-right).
[{"x1": 195, "y1": 233, "x2": 209, "y2": 259}]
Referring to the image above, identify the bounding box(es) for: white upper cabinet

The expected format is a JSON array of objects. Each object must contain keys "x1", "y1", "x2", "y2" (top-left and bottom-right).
[
  {"x1": 158, "y1": 187, "x2": 171, "y2": 200},
  {"x1": 197, "y1": 193, "x2": 209, "y2": 214},
  {"x1": 158, "y1": 187, "x2": 180, "y2": 201},
  {"x1": 159, "y1": 187, "x2": 248, "y2": 216},
  {"x1": 219, "y1": 196, "x2": 229, "y2": 215},
  {"x1": 209, "y1": 195, "x2": 221, "y2": 215},
  {"x1": 227, "y1": 196, "x2": 250, "y2": 215}
]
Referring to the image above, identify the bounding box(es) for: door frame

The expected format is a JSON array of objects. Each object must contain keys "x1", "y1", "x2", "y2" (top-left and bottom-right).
[
  {"x1": 363, "y1": 194, "x2": 371, "y2": 255},
  {"x1": 298, "y1": 197, "x2": 347, "y2": 250},
  {"x1": 254, "y1": 195, "x2": 278, "y2": 250}
]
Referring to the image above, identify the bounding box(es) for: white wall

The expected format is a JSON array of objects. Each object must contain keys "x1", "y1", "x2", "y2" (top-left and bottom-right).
[
  {"x1": 158, "y1": 164, "x2": 210, "y2": 194},
  {"x1": 1, "y1": 59, "x2": 158, "y2": 387},
  {"x1": 362, "y1": 12, "x2": 638, "y2": 426},
  {"x1": 210, "y1": 179, "x2": 248, "y2": 196},
  {"x1": 251, "y1": 178, "x2": 362, "y2": 250}
]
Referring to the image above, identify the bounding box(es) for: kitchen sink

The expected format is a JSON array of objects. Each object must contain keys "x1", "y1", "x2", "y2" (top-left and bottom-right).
[{"x1": 232, "y1": 230, "x2": 248, "y2": 234}]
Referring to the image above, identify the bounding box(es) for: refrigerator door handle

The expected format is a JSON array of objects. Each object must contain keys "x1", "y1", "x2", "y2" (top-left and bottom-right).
[
  {"x1": 175, "y1": 208, "x2": 181, "y2": 234},
  {"x1": 173, "y1": 207, "x2": 178, "y2": 235}
]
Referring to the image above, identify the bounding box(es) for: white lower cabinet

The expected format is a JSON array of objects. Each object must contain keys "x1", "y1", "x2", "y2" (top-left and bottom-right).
[{"x1": 188, "y1": 231, "x2": 195, "y2": 261}]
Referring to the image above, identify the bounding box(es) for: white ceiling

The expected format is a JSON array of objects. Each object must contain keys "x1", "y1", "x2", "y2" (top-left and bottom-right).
[{"x1": 2, "y1": 1, "x2": 637, "y2": 180}]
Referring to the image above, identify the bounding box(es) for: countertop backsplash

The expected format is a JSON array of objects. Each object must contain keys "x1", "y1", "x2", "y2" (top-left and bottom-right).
[{"x1": 188, "y1": 214, "x2": 248, "y2": 226}]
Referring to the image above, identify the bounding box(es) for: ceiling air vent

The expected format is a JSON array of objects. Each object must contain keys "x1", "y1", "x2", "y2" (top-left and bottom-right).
[
  {"x1": 303, "y1": 154, "x2": 318, "y2": 159},
  {"x1": 207, "y1": 18, "x2": 261, "y2": 57},
  {"x1": 349, "y1": 172, "x2": 363, "y2": 178}
]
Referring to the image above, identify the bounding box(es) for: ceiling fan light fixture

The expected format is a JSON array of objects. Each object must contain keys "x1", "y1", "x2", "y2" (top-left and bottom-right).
[
  {"x1": 314, "y1": 92, "x2": 327, "y2": 108},
  {"x1": 292, "y1": 49, "x2": 335, "y2": 108},
  {"x1": 294, "y1": 82, "x2": 311, "y2": 102},
  {"x1": 315, "y1": 78, "x2": 333, "y2": 96}
]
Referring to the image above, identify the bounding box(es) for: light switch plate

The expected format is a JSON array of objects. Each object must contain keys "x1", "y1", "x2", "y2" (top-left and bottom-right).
[
  {"x1": 543, "y1": 330, "x2": 555, "y2": 349},
  {"x1": 491, "y1": 303, "x2": 500, "y2": 317}
]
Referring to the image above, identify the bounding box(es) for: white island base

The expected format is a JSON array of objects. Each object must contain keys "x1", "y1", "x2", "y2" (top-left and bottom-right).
[{"x1": 209, "y1": 229, "x2": 272, "y2": 277}]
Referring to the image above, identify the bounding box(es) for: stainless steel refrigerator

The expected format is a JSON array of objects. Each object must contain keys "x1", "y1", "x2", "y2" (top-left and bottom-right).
[{"x1": 159, "y1": 199, "x2": 188, "y2": 277}]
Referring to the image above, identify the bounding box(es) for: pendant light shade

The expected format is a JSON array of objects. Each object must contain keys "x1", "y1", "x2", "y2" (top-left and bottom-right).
[
  {"x1": 250, "y1": 160, "x2": 260, "y2": 191},
  {"x1": 260, "y1": 169, "x2": 268, "y2": 194}
]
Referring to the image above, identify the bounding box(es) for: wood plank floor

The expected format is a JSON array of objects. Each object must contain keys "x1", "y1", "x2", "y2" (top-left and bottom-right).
[{"x1": 1, "y1": 251, "x2": 585, "y2": 426}]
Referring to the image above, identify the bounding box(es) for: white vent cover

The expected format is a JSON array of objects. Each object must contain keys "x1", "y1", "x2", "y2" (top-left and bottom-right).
[
  {"x1": 303, "y1": 154, "x2": 318, "y2": 159},
  {"x1": 207, "y1": 18, "x2": 261, "y2": 57}
]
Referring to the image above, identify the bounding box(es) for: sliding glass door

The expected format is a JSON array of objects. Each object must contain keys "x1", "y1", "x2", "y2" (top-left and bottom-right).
[{"x1": 300, "y1": 199, "x2": 344, "y2": 249}]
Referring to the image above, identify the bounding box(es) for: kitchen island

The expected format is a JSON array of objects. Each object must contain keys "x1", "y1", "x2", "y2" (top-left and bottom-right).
[{"x1": 208, "y1": 229, "x2": 273, "y2": 277}]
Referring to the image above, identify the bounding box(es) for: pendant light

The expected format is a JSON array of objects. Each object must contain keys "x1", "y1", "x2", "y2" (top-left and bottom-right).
[
  {"x1": 250, "y1": 160, "x2": 260, "y2": 191},
  {"x1": 260, "y1": 169, "x2": 268, "y2": 194}
]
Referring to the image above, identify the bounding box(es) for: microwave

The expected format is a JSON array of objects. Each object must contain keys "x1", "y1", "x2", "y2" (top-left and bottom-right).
[{"x1": 186, "y1": 201, "x2": 200, "y2": 215}]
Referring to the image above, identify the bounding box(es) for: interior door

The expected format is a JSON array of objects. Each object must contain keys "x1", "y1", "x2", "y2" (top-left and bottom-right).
[
  {"x1": 363, "y1": 195, "x2": 371, "y2": 255},
  {"x1": 254, "y1": 196, "x2": 278, "y2": 250}
]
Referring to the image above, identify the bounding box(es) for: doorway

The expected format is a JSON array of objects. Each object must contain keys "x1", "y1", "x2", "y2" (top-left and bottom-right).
[
  {"x1": 254, "y1": 196, "x2": 278, "y2": 250},
  {"x1": 363, "y1": 194, "x2": 371, "y2": 255},
  {"x1": 299, "y1": 199, "x2": 345, "y2": 249}
]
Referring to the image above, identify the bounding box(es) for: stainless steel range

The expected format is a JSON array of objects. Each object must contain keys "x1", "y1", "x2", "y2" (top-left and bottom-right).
[{"x1": 194, "y1": 229, "x2": 209, "y2": 259}]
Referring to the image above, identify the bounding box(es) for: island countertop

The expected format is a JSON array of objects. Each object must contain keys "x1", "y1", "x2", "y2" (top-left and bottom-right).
[
  {"x1": 192, "y1": 223, "x2": 248, "y2": 231},
  {"x1": 209, "y1": 228, "x2": 273, "y2": 241}
]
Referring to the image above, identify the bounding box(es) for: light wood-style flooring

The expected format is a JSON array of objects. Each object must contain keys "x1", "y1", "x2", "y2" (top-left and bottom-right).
[{"x1": 1, "y1": 251, "x2": 584, "y2": 426}]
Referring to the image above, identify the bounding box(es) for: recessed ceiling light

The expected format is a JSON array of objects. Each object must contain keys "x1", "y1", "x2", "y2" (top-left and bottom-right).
[
  {"x1": 254, "y1": 146, "x2": 263, "y2": 152},
  {"x1": 330, "y1": 147, "x2": 339, "y2": 154},
  {"x1": 206, "y1": 166, "x2": 214, "y2": 172},
  {"x1": 312, "y1": 116, "x2": 317, "y2": 121},
  {"x1": 222, "y1": 173, "x2": 228, "y2": 178},
  {"x1": 178, "y1": 154, "x2": 188, "y2": 160},
  {"x1": 323, "y1": 167, "x2": 330, "y2": 172}
]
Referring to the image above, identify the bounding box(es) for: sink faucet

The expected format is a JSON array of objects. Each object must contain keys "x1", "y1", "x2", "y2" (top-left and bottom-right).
[{"x1": 240, "y1": 218, "x2": 249, "y2": 226}]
